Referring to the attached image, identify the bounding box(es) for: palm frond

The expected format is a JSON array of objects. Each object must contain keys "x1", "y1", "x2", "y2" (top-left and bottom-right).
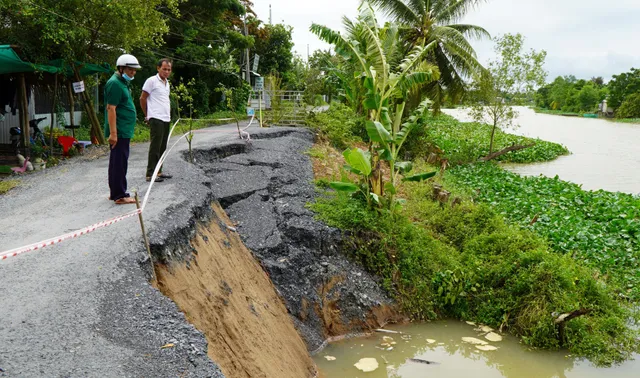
[
  {"x1": 310, "y1": 23, "x2": 369, "y2": 75},
  {"x1": 398, "y1": 40, "x2": 437, "y2": 73},
  {"x1": 435, "y1": 0, "x2": 486, "y2": 24},
  {"x1": 448, "y1": 24, "x2": 491, "y2": 40},
  {"x1": 367, "y1": 0, "x2": 421, "y2": 24}
]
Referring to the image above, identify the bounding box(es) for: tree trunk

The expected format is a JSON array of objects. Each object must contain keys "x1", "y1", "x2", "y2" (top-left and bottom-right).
[
  {"x1": 49, "y1": 74, "x2": 59, "y2": 147},
  {"x1": 369, "y1": 149, "x2": 383, "y2": 199},
  {"x1": 555, "y1": 308, "x2": 591, "y2": 346},
  {"x1": 73, "y1": 65, "x2": 105, "y2": 145},
  {"x1": 489, "y1": 122, "x2": 497, "y2": 154},
  {"x1": 480, "y1": 144, "x2": 535, "y2": 162}
]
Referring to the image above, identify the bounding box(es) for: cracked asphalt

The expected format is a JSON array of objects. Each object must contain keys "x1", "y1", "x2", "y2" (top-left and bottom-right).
[
  {"x1": 0, "y1": 120, "x2": 398, "y2": 377},
  {"x1": 0, "y1": 122, "x2": 266, "y2": 377}
]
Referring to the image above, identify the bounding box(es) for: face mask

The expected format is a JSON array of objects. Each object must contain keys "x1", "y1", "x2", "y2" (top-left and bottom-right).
[{"x1": 122, "y1": 73, "x2": 134, "y2": 81}]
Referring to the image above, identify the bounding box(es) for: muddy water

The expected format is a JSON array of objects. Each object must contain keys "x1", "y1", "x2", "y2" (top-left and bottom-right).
[
  {"x1": 443, "y1": 107, "x2": 640, "y2": 194},
  {"x1": 314, "y1": 321, "x2": 639, "y2": 377}
]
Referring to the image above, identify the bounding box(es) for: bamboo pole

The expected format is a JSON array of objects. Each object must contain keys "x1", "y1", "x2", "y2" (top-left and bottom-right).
[
  {"x1": 67, "y1": 80, "x2": 75, "y2": 139},
  {"x1": 49, "y1": 73, "x2": 58, "y2": 147},
  {"x1": 135, "y1": 191, "x2": 156, "y2": 282},
  {"x1": 20, "y1": 74, "x2": 30, "y2": 158}
]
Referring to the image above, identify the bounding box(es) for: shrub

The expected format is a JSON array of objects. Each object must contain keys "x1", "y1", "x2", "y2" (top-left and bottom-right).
[
  {"x1": 616, "y1": 93, "x2": 640, "y2": 119},
  {"x1": 310, "y1": 184, "x2": 639, "y2": 365},
  {"x1": 306, "y1": 103, "x2": 365, "y2": 148}
]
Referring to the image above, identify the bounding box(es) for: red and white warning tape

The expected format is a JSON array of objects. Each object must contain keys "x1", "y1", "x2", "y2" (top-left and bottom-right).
[
  {"x1": 1, "y1": 209, "x2": 141, "y2": 260},
  {"x1": 0, "y1": 116, "x2": 255, "y2": 261}
]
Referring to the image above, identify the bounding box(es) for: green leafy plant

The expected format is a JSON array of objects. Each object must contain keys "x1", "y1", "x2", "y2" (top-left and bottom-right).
[
  {"x1": 215, "y1": 84, "x2": 246, "y2": 139},
  {"x1": 173, "y1": 79, "x2": 196, "y2": 163},
  {"x1": 311, "y1": 2, "x2": 438, "y2": 209}
]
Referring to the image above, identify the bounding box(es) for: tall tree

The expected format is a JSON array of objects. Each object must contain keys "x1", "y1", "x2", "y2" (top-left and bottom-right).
[
  {"x1": 368, "y1": 0, "x2": 489, "y2": 111},
  {"x1": 252, "y1": 24, "x2": 295, "y2": 77},
  {"x1": 470, "y1": 33, "x2": 547, "y2": 156},
  {"x1": 608, "y1": 68, "x2": 640, "y2": 109},
  {"x1": 0, "y1": 0, "x2": 180, "y2": 64}
]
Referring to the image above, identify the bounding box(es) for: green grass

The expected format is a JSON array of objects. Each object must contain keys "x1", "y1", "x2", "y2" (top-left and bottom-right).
[
  {"x1": 610, "y1": 118, "x2": 640, "y2": 124},
  {"x1": 306, "y1": 102, "x2": 639, "y2": 365},
  {"x1": 415, "y1": 113, "x2": 569, "y2": 165},
  {"x1": 0, "y1": 179, "x2": 19, "y2": 195},
  {"x1": 306, "y1": 103, "x2": 365, "y2": 149}
]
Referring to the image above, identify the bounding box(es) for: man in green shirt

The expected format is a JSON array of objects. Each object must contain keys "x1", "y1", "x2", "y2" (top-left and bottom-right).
[{"x1": 104, "y1": 54, "x2": 141, "y2": 205}]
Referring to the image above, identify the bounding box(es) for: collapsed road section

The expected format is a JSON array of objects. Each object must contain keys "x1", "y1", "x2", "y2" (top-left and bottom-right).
[{"x1": 0, "y1": 124, "x2": 402, "y2": 377}]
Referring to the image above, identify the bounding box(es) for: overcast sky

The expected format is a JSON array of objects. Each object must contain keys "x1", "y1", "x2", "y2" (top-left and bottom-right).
[{"x1": 253, "y1": 0, "x2": 640, "y2": 81}]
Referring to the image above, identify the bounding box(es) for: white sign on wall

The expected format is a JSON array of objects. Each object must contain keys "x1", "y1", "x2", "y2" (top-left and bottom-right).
[{"x1": 72, "y1": 81, "x2": 85, "y2": 93}]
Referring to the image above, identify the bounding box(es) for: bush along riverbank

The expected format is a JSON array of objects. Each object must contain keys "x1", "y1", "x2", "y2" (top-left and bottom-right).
[
  {"x1": 306, "y1": 110, "x2": 639, "y2": 366},
  {"x1": 405, "y1": 113, "x2": 569, "y2": 165}
]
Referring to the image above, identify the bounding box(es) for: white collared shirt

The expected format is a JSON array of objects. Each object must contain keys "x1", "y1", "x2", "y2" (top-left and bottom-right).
[{"x1": 142, "y1": 74, "x2": 171, "y2": 122}]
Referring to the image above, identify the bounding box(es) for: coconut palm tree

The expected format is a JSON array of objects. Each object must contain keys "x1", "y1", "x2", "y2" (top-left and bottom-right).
[{"x1": 368, "y1": 0, "x2": 490, "y2": 111}]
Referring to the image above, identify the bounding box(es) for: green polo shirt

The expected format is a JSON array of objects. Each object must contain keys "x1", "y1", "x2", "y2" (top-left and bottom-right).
[{"x1": 103, "y1": 73, "x2": 136, "y2": 139}]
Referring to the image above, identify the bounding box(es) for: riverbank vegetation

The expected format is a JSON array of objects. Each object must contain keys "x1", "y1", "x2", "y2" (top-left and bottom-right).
[
  {"x1": 535, "y1": 68, "x2": 640, "y2": 120},
  {"x1": 304, "y1": 0, "x2": 639, "y2": 365},
  {"x1": 407, "y1": 113, "x2": 569, "y2": 165},
  {"x1": 310, "y1": 145, "x2": 639, "y2": 365},
  {"x1": 450, "y1": 164, "x2": 640, "y2": 301}
]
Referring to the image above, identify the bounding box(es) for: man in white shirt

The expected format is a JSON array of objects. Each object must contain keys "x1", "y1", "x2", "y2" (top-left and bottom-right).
[{"x1": 140, "y1": 59, "x2": 172, "y2": 182}]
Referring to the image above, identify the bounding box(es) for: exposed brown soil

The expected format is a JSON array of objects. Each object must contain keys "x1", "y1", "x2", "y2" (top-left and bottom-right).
[
  {"x1": 155, "y1": 203, "x2": 317, "y2": 378},
  {"x1": 315, "y1": 275, "x2": 400, "y2": 338}
]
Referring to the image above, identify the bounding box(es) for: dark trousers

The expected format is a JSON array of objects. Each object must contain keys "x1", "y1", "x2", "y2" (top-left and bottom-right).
[
  {"x1": 108, "y1": 138, "x2": 130, "y2": 201},
  {"x1": 146, "y1": 118, "x2": 170, "y2": 177}
]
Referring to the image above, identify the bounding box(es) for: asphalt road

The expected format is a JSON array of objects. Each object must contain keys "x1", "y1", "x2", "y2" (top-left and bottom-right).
[{"x1": 0, "y1": 122, "x2": 264, "y2": 377}]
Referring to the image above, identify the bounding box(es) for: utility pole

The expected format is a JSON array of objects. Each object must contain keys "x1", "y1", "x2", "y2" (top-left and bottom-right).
[
  {"x1": 307, "y1": 44, "x2": 310, "y2": 64},
  {"x1": 244, "y1": 17, "x2": 250, "y2": 83},
  {"x1": 269, "y1": 4, "x2": 272, "y2": 25}
]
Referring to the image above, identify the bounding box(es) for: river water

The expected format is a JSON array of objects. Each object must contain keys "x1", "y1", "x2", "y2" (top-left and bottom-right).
[
  {"x1": 314, "y1": 108, "x2": 640, "y2": 377},
  {"x1": 443, "y1": 107, "x2": 640, "y2": 194}
]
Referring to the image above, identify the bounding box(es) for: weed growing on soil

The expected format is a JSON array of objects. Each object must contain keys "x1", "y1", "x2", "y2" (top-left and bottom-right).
[
  {"x1": 0, "y1": 179, "x2": 19, "y2": 195},
  {"x1": 405, "y1": 113, "x2": 569, "y2": 164},
  {"x1": 306, "y1": 103, "x2": 365, "y2": 149}
]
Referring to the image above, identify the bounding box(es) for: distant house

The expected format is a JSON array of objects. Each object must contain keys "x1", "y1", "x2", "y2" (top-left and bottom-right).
[
  {"x1": 599, "y1": 99, "x2": 614, "y2": 118},
  {"x1": 0, "y1": 86, "x2": 82, "y2": 145}
]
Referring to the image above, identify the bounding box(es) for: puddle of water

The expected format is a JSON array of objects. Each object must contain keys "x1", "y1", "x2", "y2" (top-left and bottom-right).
[{"x1": 314, "y1": 321, "x2": 639, "y2": 378}]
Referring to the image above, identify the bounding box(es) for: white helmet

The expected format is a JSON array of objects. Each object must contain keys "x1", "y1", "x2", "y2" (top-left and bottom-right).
[{"x1": 116, "y1": 54, "x2": 142, "y2": 69}]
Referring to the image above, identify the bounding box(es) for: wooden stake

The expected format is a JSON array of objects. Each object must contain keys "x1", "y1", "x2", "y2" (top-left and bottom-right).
[
  {"x1": 73, "y1": 65, "x2": 105, "y2": 145},
  {"x1": 135, "y1": 191, "x2": 156, "y2": 282}
]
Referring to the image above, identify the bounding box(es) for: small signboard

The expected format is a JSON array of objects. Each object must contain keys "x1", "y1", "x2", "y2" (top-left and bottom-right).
[
  {"x1": 252, "y1": 54, "x2": 260, "y2": 72},
  {"x1": 255, "y1": 77, "x2": 264, "y2": 91},
  {"x1": 72, "y1": 81, "x2": 85, "y2": 93},
  {"x1": 247, "y1": 107, "x2": 255, "y2": 116}
]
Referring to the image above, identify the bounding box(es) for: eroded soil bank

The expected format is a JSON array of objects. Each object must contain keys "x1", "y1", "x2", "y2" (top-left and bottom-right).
[
  {"x1": 155, "y1": 203, "x2": 315, "y2": 378},
  {"x1": 149, "y1": 127, "x2": 404, "y2": 376}
]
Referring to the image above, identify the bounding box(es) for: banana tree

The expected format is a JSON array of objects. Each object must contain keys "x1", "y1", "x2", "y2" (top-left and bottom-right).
[{"x1": 311, "y1": 2, "x2": 439, "y2": 208}]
